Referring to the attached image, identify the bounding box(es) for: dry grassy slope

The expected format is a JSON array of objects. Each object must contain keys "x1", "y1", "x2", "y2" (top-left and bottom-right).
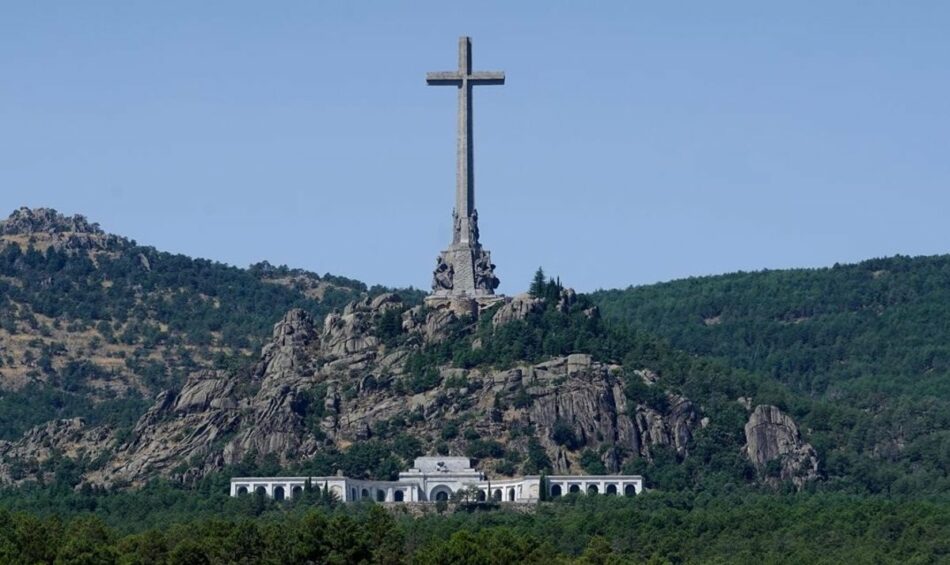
[
  {"x1": 0, "y1": 207, "x2": 373, "y2": 439},
  {"x1": 264, "y1": 274, "x2": 342, "y2": 301},
  {"x1": 0, "y1": 230, "x2": 241, "y2": 399}
]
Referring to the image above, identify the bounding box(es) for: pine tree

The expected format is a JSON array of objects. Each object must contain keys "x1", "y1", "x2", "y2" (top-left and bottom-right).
[{"x1": 529, "y1": 267, "x2": 546, "y2": 297}]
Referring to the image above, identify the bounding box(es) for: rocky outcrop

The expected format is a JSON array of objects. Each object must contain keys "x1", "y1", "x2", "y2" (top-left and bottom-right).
[
  {"x1": 1, "y1": 207, "x2": 103, "y2": 235},
  {"x1": 0, "y1": 207, "x2": 124, "y2": 252},
  {"x1": 631, "y1": 397, "x2": 699, "y2": 457},
  {"x1": 512, "y1": 354, "x2": 699, "y2": 472},
  {"x1": 260, "y1": 309, "x2": 319, "y2": 371},
  {"x1": 403, "y1": 305, "x2": 457, "y2": 344},
  {"x1": 0, "y1": 418, "x2": 113, "y2": 485},
  {"x1": 222, "y1": 308, "x2": 323, "y2": 468},
  {"x1": 321, "y1": 298, "x2": 383, "y2": 357},
  {"x1": 491, "y1": 294, "x2": 543, "y2": 327},
  {"x1": 173, "y1": 373, "x2": 237, "y2": 413},
  {"x1": 88, "y1": 370, "x2": 242, "y2": 487},
  {"x1": 557, "y1": 288, "x2": 577, "y2": 312},
  {"x1": 92, "y1": 306, "x2": 338, "y2": 486},
  {"x1": 45, "y1": 292, "x2": 708, "y2": 487},
  {"x1": 272, "y1": 347, "x2": 700, "y2": 475},
  {"x1": 743, "y1": 404, "x2": 819, "y2": 487}
]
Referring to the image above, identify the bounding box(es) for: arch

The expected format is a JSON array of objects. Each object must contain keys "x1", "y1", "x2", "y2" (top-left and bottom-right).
[
  {"x1": 624, "y1": 484, "x2": 636, "y2": 497},
  {"x1": 255, "y1": 486, "x2": 267, "y2": 497},
  {"x1": 273, "y1": 486, "x2": 286, "y2": 501},
  {"x1": 237, "y1": 486, "x2": 248, "y2": 496},
  {"x1": 376, "y1": 490, "x2": 386, "y2": 502},
  {"x1": 394, "y1": 490, "x2": 405, "y2": 502},
  {"x1": 477, "y1": 490, "x2": 486, "y2": 502},
  {"x1": 492, "y1": 489, "x2": 502, "y2": 501},
  {"x1": 568, "y1": 484, "x2": 580, "y2": 494},
  {"x1": 550, "y1": 484, "x2": 562, "y2": 498},
  {"x1": 361, "y1": 488, "x2": 370, "y2": 500},
  {"x1": 430, "y1": 485, "x2": 453, "y2": 502},
  {"x1": 351, "y1": 488, "x2": 357, "y2": 501},
  {"x1": 605, "y1": 484, "x2": 617, "y2": 496},
  {"x1": 587, "y1": 485, "x2": 599, "y2": 495},
  {"x1": 507, "y1": 488, "x2": 516, "y2": 501},
  {"x1": 292, "y1": 485, "x2": 303, "y2": 498}
]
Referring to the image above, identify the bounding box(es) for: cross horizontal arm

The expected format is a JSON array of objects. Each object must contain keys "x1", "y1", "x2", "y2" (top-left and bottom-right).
[
  {"x1": 426, "y1": 71, "x2": 506, "y2": 86},
  {"x1": 468, "y1": 71, "x2": 505, "y2": 85},
  {"x1": 427, "y1": 72, "x2": 463, "y2": 85}
]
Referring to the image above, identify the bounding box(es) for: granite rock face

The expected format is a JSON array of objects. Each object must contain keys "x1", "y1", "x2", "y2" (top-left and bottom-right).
[
  {"x1": 0, "y1": 418, "x2": 114, "y2": 485},
  {"x1": 491, "y1": 293, "x2": 543, "y2": 327},
  {"x1": 509, "y1": 354, "x2": 700, "y2": 472},
  {"x1": 743, "y1": 404, "x2": 819, "y2": 487},
  {"x1": 321, "y1": 299, "x2": 381, "y2": 357},
  {"x1": 67, "y1": 293, "x2": 714, "y2": 487},
  {"x1": 221, "y1": 308, "x2": 323, "y2": 468},
  {"x1": 87, "y1": 370, "x2": 242, "y2": 486}
]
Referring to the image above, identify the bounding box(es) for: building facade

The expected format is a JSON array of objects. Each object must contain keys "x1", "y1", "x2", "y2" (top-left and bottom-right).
[{"x1": 230, "y1": 457, "x2": 644, "y2": 503}]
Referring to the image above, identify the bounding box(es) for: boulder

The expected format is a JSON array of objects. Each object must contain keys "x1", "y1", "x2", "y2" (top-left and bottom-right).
[
  {"x1": 173, "y1": 371, "x2": 235, "y2": 413},
  {"x1": 491, "y1": 294, "x2": 543, "y2": 327},
  {"x1": 743, "y1": 404, "x2": 819, "y2": 488}
]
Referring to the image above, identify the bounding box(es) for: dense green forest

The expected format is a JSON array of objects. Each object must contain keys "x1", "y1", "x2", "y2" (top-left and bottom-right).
[
  {"x1": 0, "y1": 481, "x2": 946, "y2": 564},
  {"x1": 1, "y1": 436, "x2": 946, "y2": 564},
  {"x1": 591, "y1": 255, "x2": 950, "y2": 402},
  {"x1": 592, "y1": 255, "x2": 950, "y2": 496}
]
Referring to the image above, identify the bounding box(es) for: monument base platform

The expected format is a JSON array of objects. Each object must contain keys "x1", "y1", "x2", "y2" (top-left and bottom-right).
[{"x1": 425, "y1": 293, "x2": 508, "y2": 316}]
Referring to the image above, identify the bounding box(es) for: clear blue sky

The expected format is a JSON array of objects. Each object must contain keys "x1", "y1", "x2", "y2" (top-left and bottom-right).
[{"x1": 2, "y1": 2, "x2": 948, "y2": 293}]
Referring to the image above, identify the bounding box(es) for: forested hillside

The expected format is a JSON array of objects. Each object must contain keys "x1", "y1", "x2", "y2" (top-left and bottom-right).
[
  {"x1": 0, "y1": 208, "x2": 422, "y2": 439},
  {"x1": 592, "y1": 255, "x2": 950, "y2": 495}
]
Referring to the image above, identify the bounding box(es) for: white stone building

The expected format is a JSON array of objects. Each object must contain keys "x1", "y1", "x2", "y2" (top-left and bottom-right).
[{"x1": 230, "y1": 457, "x2": 644, "y2": 503}]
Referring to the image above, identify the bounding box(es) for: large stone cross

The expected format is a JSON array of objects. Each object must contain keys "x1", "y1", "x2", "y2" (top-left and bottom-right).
[
  {"x1": 427, "y1": 36, "x2": 504, "y2": 247},
  {"x1": 425, "y1": 36, "x2": 504, "y2": 305}
]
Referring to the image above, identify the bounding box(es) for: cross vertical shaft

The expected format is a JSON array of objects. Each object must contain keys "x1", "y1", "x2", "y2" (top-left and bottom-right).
[
  {"x1": 457, "y1": 37, "x2": 474, "y2": 240},
  {"x1": 427, "y1": 36, "x2": 504, "y2": 247}
]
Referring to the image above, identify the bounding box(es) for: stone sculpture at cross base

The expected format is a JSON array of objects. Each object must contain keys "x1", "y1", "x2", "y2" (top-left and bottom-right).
[
  {"x1": 429, "y1": 211, "x2": 501, "y2": 297},
  {"x1": 424, "y1": 36, "x2": 508, "y2": 313}
]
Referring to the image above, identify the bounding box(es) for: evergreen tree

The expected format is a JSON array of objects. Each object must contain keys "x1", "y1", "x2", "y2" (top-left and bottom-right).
[{"x1": 529, "y1": 267, "x2": 546, "y2": 297}]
